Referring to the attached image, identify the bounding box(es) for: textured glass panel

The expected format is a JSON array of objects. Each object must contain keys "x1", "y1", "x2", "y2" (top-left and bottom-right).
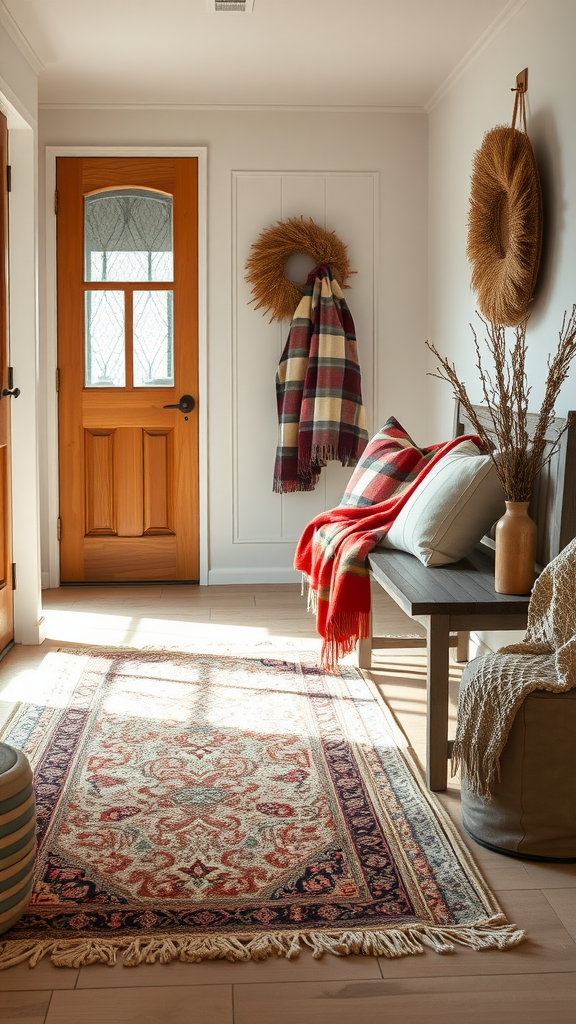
[
  {"x1": 85, "y1": 291, "x2": 125, "y2": 387},
  {"x1": 133, "y1": 290, "x2": 174, "y2": 387},
  {"x1": 85, "y1": 189, "x2": 173, "y2": 282}
]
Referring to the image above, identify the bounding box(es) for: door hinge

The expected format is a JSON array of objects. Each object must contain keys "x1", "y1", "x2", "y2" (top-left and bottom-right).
[
  {"x1": 11, "y1": 563, "x2": 16, "y2": 591},
  {"x1": 54, "y1": 189, "x2": 58, "y2": 215},
  {"x1": 57, "y1": 517, "x2": 61, "y2": 542},
  {"x1": 56, "y1": 367, "x2": 60, "y2": 392},
  {"x1": 6, "y1": 165, "x2": 11, "y2": 193}
]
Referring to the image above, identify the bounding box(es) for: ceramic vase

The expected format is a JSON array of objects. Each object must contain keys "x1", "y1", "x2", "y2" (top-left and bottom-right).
[{"x1": 494, "y1": 500, "x2": 537, "y2": 594}]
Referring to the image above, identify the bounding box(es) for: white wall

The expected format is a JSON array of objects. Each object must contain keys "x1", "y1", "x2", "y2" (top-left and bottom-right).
[
  {"x1": 0, "y1": 17, "x2": 38, "y2": 129},
  {"x1": 428, "y1": 0, "x2": 576, "y2": 648},
  {"x1": 228, "y1": 170, "x2": 377, "y2": 583},
  {"x1": 38, "y1": 108, "x2": 428, "y2": 584},
  {"x1": 428, "y1": 0, "x2": 576, "y2": 436},
  {"x1": 0, "y1": 20, "x2": 44, "y2": 644}
]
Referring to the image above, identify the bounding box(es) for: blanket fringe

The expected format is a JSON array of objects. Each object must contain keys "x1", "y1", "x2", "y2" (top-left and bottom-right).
[
  {"x1": 299, "y1": 578, "x2": 371, "y2": 671},
  {"x1": 273, "y1": 477, "x2": 318, "y2": 494},
  {"x1": 301, "y1": 574, "x2": 318, "y2": 614},
  {"x1": 451, "y1": 737, "x2": 501, "y2": 800},
  {"x1": 299, "y1": 445, "x2": 359, "y2": 472},
  {"x1": 0, "y1": 918, "x2": 524, "y2": 971},
  {"x1": 321, "y1": 611, "x2": 371, "y2": 671}
]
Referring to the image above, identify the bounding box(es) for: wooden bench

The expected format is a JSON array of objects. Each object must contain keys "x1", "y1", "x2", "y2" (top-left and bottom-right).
[{"x1": 359, "y1": 403, "x2": 576, "y2": 792}]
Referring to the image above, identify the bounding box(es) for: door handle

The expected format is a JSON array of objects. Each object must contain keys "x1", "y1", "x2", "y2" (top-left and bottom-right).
[
  {"x1": 2, "y1": 387, "x2": 20, "y2": 399},
  {"x1": 163, "y1": 394, "x2": 195, "y2": 414}
]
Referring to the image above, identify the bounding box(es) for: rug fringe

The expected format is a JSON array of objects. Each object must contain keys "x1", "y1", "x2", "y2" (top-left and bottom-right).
[
  {"x1": 301, "y1": 573, "x2": 317, "y2": 613},
  {"x1": 0, "y1": 918, "x2": 525, "y2": 970}
]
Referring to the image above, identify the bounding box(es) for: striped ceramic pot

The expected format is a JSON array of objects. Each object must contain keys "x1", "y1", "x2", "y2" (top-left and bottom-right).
[{"x1": 0, "y1": 743, "x2": 36, "y2": 935}]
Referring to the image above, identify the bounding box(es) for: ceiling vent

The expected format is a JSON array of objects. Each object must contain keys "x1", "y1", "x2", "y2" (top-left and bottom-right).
[{"x1": 206, "y1": 1, "x2": 254, "y2": 12}]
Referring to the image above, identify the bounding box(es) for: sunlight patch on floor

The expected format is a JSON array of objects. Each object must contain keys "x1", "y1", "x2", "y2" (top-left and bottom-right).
[{"x1": 43, "y1": 607, "x2": 292, "y2": 646}]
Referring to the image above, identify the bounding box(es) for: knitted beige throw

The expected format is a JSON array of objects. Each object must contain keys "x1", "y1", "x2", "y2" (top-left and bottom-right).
[{"x1": 452, "y1": 537, "x2": 576, "y2": 798}]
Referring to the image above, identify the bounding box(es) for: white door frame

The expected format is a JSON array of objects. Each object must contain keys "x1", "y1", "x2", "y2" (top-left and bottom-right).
[
  {"x1": 45, "y1": 146, "x2": 208, "y2": 587},
  {"x1": 0, "y1": 86, "x2": 44, "y2": 646}
]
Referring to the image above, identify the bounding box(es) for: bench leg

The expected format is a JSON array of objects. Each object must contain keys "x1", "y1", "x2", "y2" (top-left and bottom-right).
[
  {"x1": 426, "y1": 614, "x2": 450, "y2": 791},
  {"x1": 357, "y1": 609, "x2": 373, "y2": 669},
  {"x1": 454, "y1": 631, "x2": 469, "y2": 663}
]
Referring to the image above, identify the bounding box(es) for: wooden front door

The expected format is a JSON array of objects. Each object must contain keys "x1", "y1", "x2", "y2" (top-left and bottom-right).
[
  {"x1": 0, "y1": 113, "x2": 14, "y2": 647},
  {"x1": 57, "y1": 157, "x2": 199, "y2": 582}
]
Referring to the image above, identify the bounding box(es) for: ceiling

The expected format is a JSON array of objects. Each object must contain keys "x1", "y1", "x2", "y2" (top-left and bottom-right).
[{"x1": 4, "y1": 0, "x2": 516, "y2": 108}]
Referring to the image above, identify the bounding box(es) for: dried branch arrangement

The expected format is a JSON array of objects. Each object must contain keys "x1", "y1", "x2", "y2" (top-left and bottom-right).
[{"x1": 427, "y1": 309, "x2": 576, "y2": 501}]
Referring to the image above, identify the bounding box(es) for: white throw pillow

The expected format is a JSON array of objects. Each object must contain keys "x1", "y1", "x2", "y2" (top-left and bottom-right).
[{"x1": 379, "y1": 440, "x2": 505, "y2": 566}]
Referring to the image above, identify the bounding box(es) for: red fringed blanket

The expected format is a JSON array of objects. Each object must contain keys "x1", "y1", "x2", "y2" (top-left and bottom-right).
[
  {"x1": 295, "y1": 425, "x2": 481, "y2": 669},
  {"x1": 273, "y1": 264, "x2": 368, "y2": 493}
]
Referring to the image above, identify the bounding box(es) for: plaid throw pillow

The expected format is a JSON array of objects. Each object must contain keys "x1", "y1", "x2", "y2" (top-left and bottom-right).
[{"x1": 340, "y1": 417, "x2": 428, "y2": 508}]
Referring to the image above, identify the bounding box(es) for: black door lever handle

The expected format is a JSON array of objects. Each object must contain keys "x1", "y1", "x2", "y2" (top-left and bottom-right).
[
  {"x1": 163, "y1": 394, "x2": 195, "y2": 413},
  {"x1": 2, "y1": 387, "x2": 20, "y2": 398}
]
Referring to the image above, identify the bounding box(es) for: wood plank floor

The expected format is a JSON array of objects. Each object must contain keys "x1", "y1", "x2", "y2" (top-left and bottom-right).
[{"x1": 0, "y1": 581, "x2": 574, "y2": 1023}]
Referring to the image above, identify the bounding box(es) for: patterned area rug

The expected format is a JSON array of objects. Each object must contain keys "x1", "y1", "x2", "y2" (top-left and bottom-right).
[{"x1": 0, "y1": 646, "x2": 523, "y2": 969}]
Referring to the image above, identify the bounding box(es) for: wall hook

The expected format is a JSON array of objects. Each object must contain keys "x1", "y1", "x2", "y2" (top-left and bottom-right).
[
  {"x1": 511, "y1": 68, "x2": 528, "y2": 94},
  {"x1": 511, "y1": 68, "x2": 528, "y2": 130}
]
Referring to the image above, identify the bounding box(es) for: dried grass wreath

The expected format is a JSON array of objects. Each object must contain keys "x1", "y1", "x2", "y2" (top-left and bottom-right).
[
  {"x1": 467, "y1": 90, "x2": 542, "y2": 327},
  {"x1": 245, "y1": 217, "x2": 353, "y2": 322}
]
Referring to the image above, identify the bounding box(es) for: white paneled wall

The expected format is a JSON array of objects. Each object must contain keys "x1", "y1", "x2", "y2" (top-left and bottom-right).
[{"x1": 233, "y1": 171, "x2": 377, "y2": 549}]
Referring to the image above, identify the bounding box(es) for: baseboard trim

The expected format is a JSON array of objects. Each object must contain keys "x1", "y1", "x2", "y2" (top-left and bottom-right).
[
  {"x1": 207, "y1": 568, "x2": 301, "y2": 586},
  {"x1": 14, "y1": 616, "x2": 46, "y2": 646}
]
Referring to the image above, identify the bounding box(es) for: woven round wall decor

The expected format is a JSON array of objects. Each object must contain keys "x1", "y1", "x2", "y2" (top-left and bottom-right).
[
  {"x1": 245, "y1": 217, "x2": 352, "y2": 322},
  {"x1": 467, "y1": 124, "x2": 543, "y2": 327}
]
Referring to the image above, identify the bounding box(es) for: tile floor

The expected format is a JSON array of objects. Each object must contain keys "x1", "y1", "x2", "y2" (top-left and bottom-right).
[{"x1": 0, "y1": 581, "x2": 575, "y2": 1023}]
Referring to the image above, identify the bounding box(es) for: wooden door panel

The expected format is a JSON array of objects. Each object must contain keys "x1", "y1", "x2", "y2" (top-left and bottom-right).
[
  {"x1": 84, "y1": 536, "x2": 177, "y2": 582},
  {"x1": 0, "y1": 113, "x2": 13, "y2": 647},
  {"x1": 84, "y1": 430, "x2": 115, "y2": 535},
  {"x1": 143, "y1": 430, "x2": 173, "y2": 534},
  {"x1": 58, "y1": 157, "x2": 198, "y2": 582},
  {"x1": 81, "y1": 158, "x2": 178, "y2": 194},
  {"x1": 115, "y1": 428, "x2": 144, "y2": 537},
  {"x1": 82, "y1": 392, "x2": 180, "y2": 428},
  {"x1": 0, "y1": 444, "x2": 10, "y2": 642},
  {"x1": 0, "y1": 445, "x2": 8, "y2": 588},
  {"x1": 58, "y1": 157, "x2": 87, "y2": 581}
]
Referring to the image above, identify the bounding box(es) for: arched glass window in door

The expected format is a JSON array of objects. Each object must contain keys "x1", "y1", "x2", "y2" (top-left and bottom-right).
[
  {"x1": 84, "y1": 189, "x2": 174, "y2": 387},
  {"x1": 84, "y1": 188, "x2": 173, "y2": 281}
]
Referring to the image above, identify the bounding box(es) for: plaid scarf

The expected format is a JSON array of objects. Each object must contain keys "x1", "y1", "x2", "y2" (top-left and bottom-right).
[
  {"x1": 295, "y1": 431, "x2": 481, "y2": 670},
  {"x1": 273, "y1": 265, "x2": 368, "y2": 492}
]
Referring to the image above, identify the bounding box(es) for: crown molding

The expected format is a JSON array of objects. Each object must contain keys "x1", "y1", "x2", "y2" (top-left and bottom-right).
[
  {"x1": 0, "y1": 1, "x2": 44, "y2": 74},
  {"x1": 39, "y1": 101, "x2": 426, "y2": 115},
  {"x1": 2, "y1": 0, "x2": 529, "y2": 116},
  {"x1": 425, "y1": 0, "x2": 529, "y2": 112}
]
